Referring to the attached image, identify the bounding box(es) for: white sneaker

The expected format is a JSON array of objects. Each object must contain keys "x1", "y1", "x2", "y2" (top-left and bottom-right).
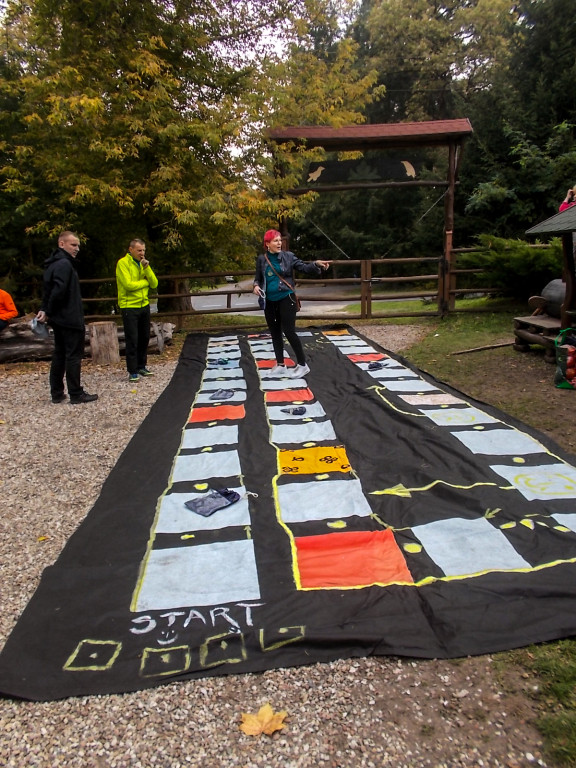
[
  {"x1": 269, "y1": 365, "x2": 287, "y2": 376},
  {"x1": 290, "y1": 363, "x2": 310, "y2": 378}
]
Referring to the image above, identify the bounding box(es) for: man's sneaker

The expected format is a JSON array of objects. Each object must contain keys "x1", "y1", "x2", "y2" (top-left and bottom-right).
[
  {"x1": 51, "y1": 393, "x2": 67, "y2": 404},
  {"x1": 129, "y1": 373, "x2": 140, "y2": 382},
  {"x1": 269, "y1": 365, "x2": 287, "y2": 376},
  {"x1": 138, "y1": 367, "x2": 154, "y2": 376},
  {"x1": 290, "y1": 363, "x2": 310, "y2": 378},
  {"x1": 70, "y1": 392, "x2": 98, "y2": 404}
]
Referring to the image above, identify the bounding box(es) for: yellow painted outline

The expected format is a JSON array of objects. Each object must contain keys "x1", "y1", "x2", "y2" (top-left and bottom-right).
[
  {"x1": 295, "y1": 555, "x2": 576, "y2": 591},
  {"x1": 131, "y1": 335, "x2": 245, "y2": 612},
  {"x1": 199, "y1": 631, "x2": 247, "y2": 669},
  {"x1": 139, "y1": 644, "x2": 192, "y2": 678},
  {"x1": 251, "y1": 336, "x2": 559, "y2": 594},
  {"x1": 63, "y1": 639, "x2": 122, "y2": 672},
  {"x1": 250, "y1": 335, "x2": 362, "y2": 592},
  {"x1": 367, "y1": 384, "x2": 428, "y2": 416},
  {"x1": 371, "y1": 479, "x2": 513, "y2": 497},
  {"x1": 368, "y1": 383, "x2": 571, "y2": 470},
  {"x1": 259, "y1": 626, "x2": 306, "y2": 652}
]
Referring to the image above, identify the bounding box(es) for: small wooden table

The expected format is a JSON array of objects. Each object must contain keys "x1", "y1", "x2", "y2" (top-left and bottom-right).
[{"x1": 513, "y1": 314, "x2": 561, "y2": 363}]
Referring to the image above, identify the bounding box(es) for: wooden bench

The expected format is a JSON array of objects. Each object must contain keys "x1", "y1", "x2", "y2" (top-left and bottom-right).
[{"x1": 513, "y1": 313, "x2": 561, "y2": 363}]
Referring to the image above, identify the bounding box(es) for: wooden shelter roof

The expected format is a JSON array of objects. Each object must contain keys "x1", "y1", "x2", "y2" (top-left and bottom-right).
[
  {"x1": 266, "y1": 119, "x2": 473, "y2": 152},
  {"x1": 526, "y1": 205, "x2": 576, "y2": 235}
]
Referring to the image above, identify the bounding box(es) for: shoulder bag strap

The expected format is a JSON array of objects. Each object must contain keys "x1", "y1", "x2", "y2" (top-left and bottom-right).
[{"x1": 265, "y1": 253, "x2": 294, "y2": 293}]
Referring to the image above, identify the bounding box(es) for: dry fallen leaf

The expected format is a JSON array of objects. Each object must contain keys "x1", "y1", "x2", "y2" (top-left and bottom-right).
[{"x1": 239, "y1": 703, "x2": 288, "y2": 738}]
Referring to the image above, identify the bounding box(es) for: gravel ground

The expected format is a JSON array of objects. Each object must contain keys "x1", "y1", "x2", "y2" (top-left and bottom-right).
[{"x1": 0, "y1": 326, "x2": 550, "y2": 768}]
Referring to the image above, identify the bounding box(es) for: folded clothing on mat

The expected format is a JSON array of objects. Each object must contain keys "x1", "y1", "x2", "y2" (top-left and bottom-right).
[{"x1": 184, "y1": 488, "x2": 241, "y2": 517}]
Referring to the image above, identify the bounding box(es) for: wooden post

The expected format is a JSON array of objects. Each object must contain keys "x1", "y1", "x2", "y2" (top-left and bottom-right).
[
  {"x1": 441, "y1": 141, "x2": 457, "y2": 315},
  {"x1": 88, "y1": 321, "x2": 120, "y2": 365},
  {"x1": 561, "y1": 233, "x2": 576, "y2": 329},
  {"x1": 361, "y1": 259, "x2": 372, "y2": 319}
]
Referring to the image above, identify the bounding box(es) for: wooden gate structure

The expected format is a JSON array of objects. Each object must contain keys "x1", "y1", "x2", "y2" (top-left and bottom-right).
[{"x1": 267, "y1": 119, "x2": 473, "y2": 316}]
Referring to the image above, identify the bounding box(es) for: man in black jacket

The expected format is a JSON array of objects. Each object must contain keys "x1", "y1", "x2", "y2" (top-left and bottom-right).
[{"x1": 36, "y1": 231, "x2": 98, "y2": 404}]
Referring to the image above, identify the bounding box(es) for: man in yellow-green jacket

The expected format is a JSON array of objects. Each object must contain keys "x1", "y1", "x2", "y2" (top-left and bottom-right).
[{"x1": 116, "y1": 239, "x2": 159, "y2": 382}]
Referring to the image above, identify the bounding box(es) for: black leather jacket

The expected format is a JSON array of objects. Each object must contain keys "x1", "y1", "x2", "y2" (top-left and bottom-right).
[{"x1": 253, "y1": 250, "x2": 321, "y2": 294}]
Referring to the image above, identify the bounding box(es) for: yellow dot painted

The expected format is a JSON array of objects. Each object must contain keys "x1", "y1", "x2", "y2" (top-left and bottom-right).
[
  {"x1": 473, "y1": 425, "x2": 484, "y2": 430},
  {"x1": 131, "y1": 389, "x2": 138, "y2": 394},
  {"x1": 554, "y1": 525, "x2": 571, "y2": 532},
  {"x1": 303, "y1": 442, "x2": 317, "y2": 447},
  {"x1": 327, "y1": 521, "x2": 347, "y2": 529},
  {"x1": 201, "y1": 446, "x2": 213, "y2": 452},
  {"x1": 315, "y1": 474, "x2": 330, "y2": 480},
  {"x1": 513, "y1": 457, "x2": 526, "y2": 464},
  {"x1": 194, "y1": 483, "x2": 209, "y2": 491},
  {"x1": 520, "y1": 518, "x2": 535, "y2": 530},
  {"x1": 208, "y1": 421, "x2": 217, "y2": 427},
  {"x1": 293, "y1": 401, "x2": 305, "y2": 405},
  {"x1": 440, "y1": 405, "x2": 449, "y2": 409},
  {"x1": 404, "y1": 543, "x2": 422, "y2": 554},
  {"x1": 500, "y1": 521, "x2": 516, "y2": 529},
  {"x1": 181, "y1": 534, "x2": 195, "y2": 540}
]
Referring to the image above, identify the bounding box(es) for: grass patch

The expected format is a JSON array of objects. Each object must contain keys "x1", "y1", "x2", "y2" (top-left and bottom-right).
[
  {"x1": 345, "y1": 295, "x2": 511, "y2": 316},
  {"x1": 513, "y1": 641, "x2": 576, "y2": 766},
  {"x1": 346, "y1": 298, "x2": 435, "y2": 315}
]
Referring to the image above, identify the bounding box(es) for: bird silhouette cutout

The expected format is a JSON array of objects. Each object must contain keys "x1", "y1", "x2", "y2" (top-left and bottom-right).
[
  {"x1": 307, "y1": 166, "x2": 325, "y2": 182},
  {"x1": 401, "y1": 160, "x2": 416, "y2": 178}
]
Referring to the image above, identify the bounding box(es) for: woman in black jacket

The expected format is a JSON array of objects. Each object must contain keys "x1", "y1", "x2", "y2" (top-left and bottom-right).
[{"x1": 253, "y1": 229, "x2": 330, "y2": 378}]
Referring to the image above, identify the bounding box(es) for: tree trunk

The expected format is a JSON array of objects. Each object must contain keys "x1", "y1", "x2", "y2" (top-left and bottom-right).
[
  {"x1": 0, "y1": 319, "x2": 175, "y2": 364},
  {"x1": 88, "y1": 321, "x2": 121, "y2": 365}
]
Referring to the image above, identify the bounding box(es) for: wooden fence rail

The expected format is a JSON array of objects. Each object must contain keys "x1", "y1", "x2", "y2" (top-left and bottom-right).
[{"x1": 75, "y1": 250, "x2": 508, "y2": 324}]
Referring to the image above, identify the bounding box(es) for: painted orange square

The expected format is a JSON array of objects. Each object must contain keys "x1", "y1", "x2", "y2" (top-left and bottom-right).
[
  {"x1": 295, "y1": 529, "x2": 414, "y2": 588},
  {"x1": 189, "y1": 404, "x2": 246, "y2": 423},
  {"x1": 258, "y1": 358, "x2": 295, "y2": 369},
  {"x1": 279, "y1": 445, "x2": 351, "y2": 475},
  {"x1": 266, "y1": 388, "x2": 314, "y2": 403},
  {"x1": 323, "y1": 330, "x2": 351, "y2": 336},
  {"x1": 347, "y1": 353, "x2": 387, "y2": 363}
]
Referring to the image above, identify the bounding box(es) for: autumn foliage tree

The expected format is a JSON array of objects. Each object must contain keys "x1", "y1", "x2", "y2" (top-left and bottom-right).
[{"x1": 0, "y1": 0, "x2": 376, "y2": 288}]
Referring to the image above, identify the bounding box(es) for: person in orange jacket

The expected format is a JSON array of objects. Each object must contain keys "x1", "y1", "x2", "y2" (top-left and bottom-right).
[{"x1": 0, "y1": 287, "x2": 18, "y2": 332}]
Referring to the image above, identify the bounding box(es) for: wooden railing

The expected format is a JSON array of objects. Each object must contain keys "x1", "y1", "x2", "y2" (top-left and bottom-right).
[{"x1": 77, "y1": 252, "x2": 504, "y2": 325}]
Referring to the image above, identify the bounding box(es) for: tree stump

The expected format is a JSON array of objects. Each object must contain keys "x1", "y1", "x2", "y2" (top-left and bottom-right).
[{"x1": 88, "y1": 321, "x2": 120, "y2": 365}]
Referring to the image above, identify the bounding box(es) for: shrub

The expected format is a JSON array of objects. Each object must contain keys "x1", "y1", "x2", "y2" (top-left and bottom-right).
[{"x1": 457, "y1": 235, "x2": 563, "y2": 300}]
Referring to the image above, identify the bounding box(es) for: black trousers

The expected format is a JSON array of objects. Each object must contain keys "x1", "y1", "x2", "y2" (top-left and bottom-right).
[
  {"x1": 121, "y1": 305, "x2": 151, "y2": 374},
  {"x1": 50, "y1": 324, "x2": 85, "y2": 399},
  {"x1": 264, "y1": 295, "x2": 305, "y2": 366}
]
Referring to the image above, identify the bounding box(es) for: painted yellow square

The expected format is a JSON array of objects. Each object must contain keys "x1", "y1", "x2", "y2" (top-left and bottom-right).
[{"x1": 278, "y1": 445, "x2": 351, "y2": 475}]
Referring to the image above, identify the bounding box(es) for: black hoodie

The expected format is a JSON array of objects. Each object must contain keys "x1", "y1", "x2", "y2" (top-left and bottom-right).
[{"x1": 41, "y1": 248, "x2": 85, "y2": 329}]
